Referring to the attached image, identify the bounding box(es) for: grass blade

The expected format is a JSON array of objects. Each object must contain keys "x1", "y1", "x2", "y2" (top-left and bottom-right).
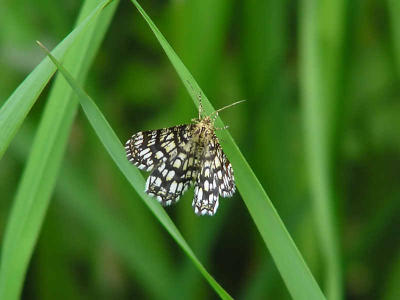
[
  {"x1": 0, "y1": 1, "x2": 117, "y2": 298},
  {"x1": 169, "y1": 1, "x2": 233, "y2": 297},
  {"x1": 299, "y1": 0, "x2": 345, "y2": 298},
  {"x1": 0, "y1": 0, "x2": 110, "y2": 160},
  {"x1": 57, "y1": 166, "x2": 176, "y2": 299},
  {"x1": 9, "y1": 124, "x2": 176, "y2": 299},
  {"x1": 39, "y1": 43, "x2": 233, "y2": 300},
  {"x1": 129, "y1": 1, "x2": 325, "y2": 299}
]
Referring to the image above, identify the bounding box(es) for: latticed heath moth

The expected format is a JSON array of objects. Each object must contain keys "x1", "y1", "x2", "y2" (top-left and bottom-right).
[{"x1": 125, "y1": 92, "x2": 244, "y2": 216}]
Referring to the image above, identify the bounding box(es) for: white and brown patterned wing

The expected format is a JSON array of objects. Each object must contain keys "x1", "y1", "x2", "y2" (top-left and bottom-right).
[
  {"x1": 192, "y1": 137, "x2": 219, "y2": 216},
  {"x1": 146, "y1": 138, "x2": 199, "y2": 206},
  {"x1": 214, "y1": 138, "x2": 235, "y2": 197},
  {"x1": 192, "y1": 135, "x2": 235, "y2": 216},
  {"x1": 125, "y1": 124, "x2": 192, "y2": 172}
]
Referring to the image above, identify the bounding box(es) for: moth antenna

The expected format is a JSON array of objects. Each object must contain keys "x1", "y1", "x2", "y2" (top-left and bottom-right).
[
  {"x1": 198, "y1": 92, "x2": 203, "y2": 119},
  {"x1": 210, "y1": 99, "x2": 246, "y2": 118},
  {"x1": 186, "y1": 80, "x2": 203, "y2": 119},
  {"x1": 215, "y1": 125, "x2": 229, "y2": 131}
]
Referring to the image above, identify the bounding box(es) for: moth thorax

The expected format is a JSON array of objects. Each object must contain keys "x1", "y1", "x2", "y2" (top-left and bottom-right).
[{"x1": 194, "y1": 118, "x2": 214, "y2": 143}]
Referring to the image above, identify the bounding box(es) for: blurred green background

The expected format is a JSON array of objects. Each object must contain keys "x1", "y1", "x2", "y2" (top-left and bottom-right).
[{"x1": 1, "y1": 0, "x2": 400, "y2": 299}]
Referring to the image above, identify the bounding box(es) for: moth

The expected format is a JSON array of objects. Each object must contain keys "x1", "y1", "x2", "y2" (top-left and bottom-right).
[{"x1": 125, "y1": 93, "x2": 243, "y2": 216}]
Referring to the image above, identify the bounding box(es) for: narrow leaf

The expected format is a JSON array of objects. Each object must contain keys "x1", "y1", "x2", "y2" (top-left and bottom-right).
[
  {"x1": 0, "y1": 1, "x2": 117, "y2": 298},
  {"x1": 0, "y1": 0, "x2": 111, "y2": 160},
  {"x1": 129, "y1": 1, "x2": 325, "y2": 299},
  {"x1": 39, "y1": 42, "x2": 233, "y2": 300}
]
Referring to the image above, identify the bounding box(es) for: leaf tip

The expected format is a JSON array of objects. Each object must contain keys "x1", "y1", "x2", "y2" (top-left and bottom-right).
[{"x1": 36, "y1": 40, "x2": 50, "y2": 55}]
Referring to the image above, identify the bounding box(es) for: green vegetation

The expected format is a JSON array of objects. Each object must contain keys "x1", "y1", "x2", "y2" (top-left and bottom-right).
[{"x1": 1, "y1": 0, "x2": 399, "y2": 299}]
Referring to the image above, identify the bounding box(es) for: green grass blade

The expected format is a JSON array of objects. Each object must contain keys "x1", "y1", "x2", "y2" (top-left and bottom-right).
[
  {"x1": 129, "y1": 1, "x2": 325, "y2": 299},
  {"x1": 169, "y1": 1, "x2": 233, "y2": 297},
  {"x1": 0, "y1": 0, "x2": 110, "y2": 160},
  {"x1": 239, "y1": 1, "x2": 297, "y2": 297},
  {"x1": 39, "y1": 44, "x2": 233, "y2": 300},
  {"x1": 0, "y1": 1, "x2": 117, "y2": 298},
  {"x1": 299, "y1": 0, "x2": 345, "y2": 299},
  {"x1": 9, "y1": 124, "x2": 176, "y2": 299},
  {"x1": 57, "y1": 166, "x2": 175, "y2": 299}
]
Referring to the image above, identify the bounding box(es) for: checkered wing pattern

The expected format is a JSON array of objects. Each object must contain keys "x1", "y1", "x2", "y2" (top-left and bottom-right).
[
  {"x1": 215, "y1": 140, "x2": 235, "y2": 198},
  {"x1": 126, "y1": 124, "x2": 199, "y2": 206},
  {"x1": 146, "y1": 141, "x2": 199, "y2": 206},
  {"x1": 126, "y1": 120, "x2": 237, "y2": 216},
  {"x1": 125, "y1": 125, "x2": 192, "y2": 172},
  {"x1": 192, "y1": 135, "x2": 235, "y2": 216}
]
